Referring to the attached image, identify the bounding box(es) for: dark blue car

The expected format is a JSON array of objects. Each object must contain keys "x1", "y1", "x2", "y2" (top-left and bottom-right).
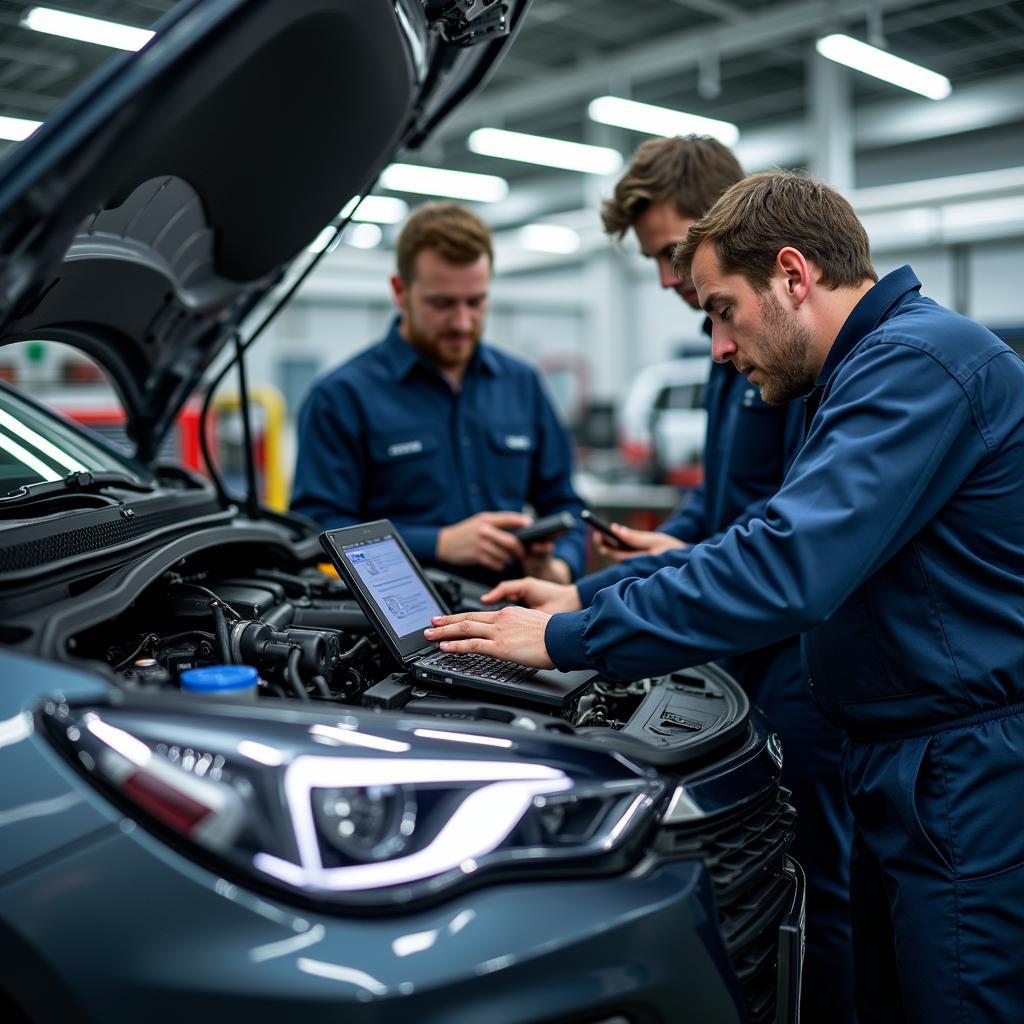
[{"x1": 0, "y1": 2, "x2": 802, "y2": 1021}]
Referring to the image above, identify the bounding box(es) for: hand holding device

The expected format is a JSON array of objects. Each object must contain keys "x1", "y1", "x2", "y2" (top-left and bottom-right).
[
  {"x1": 509, "y1": 511, "x2": 577, "y2": 545},
  {"x1": 580, "y1": 508, "x2": 633, "y2": 550},
  {"x1": 437, "y1": 511, "x2": 530, "y2": 570}
]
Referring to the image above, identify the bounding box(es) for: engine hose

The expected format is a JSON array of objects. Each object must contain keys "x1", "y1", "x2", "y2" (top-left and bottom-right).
[
  {"x1": 212, "y1": 603, "x2": 232, "y2": 665},
  {"x1": 310, "y1": 674, "x2": 333, "y2": 699},
  {"x1": 285, "y1": 645, "x2": 309, "y2": 701},
  {"x1": 337, "y1": 635, "x2": 372, "y2": 663}
]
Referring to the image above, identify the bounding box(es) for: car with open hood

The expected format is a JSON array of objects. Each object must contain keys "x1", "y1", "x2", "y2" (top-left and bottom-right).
[{"x1": 0, "y1": 3, "x2": 803, "y2": 1022}]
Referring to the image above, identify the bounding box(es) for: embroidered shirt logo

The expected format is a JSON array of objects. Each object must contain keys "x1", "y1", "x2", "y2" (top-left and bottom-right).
[
  {"x1": 388, "y1": 440, "x2": 424, "y2": 457},
  {"x1": 504, "y1": 434, "x2": 531, "y2": 450},
  {"x1": 743, "y1": 388, "x2": 758, "y2": 407}
]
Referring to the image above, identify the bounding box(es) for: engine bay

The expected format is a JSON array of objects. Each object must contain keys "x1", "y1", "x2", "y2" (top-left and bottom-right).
[{"x1": 63, "y1": 548, "x2": 749, "y2": 765}]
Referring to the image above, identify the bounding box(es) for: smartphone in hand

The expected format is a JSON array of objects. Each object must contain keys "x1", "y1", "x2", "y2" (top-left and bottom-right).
[
  {"x1": 509, "y1": 509, "x2": 581, "y2": 544},
  {"x1": 511, "y1": 511, "x2": 577, "y2": 544},
  {"x1": 580, "y1": 509, "x2": 633, "y2": 550}
]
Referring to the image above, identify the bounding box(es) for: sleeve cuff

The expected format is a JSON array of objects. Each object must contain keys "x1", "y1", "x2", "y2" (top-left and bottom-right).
[
  {"x1": 657, "y1": 516, "x2": 702, "y2": 543},
  {"x1": 553, "y1": 532, "x2": 586, "y2": 580},
  {"x1": 544, "y1": 609, "x2": 592, "y2": 671},
  {"x1": 575, "y1": 565, "x2": 628, "y2": 606},
  {"x1": 395, "y1": 523, "x2": 441, "y2": 564}
]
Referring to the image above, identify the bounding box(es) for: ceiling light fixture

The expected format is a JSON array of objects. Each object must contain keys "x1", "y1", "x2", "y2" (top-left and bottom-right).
[
  {"x1": 338, "y1": 195, "x2": 409, "y2": 224},
  {"x1": 588, "y1": 96, "x2": 739, "y2": 146},
  {"x1": 815, "y1": 34, "x2": 951, "y2": 100},
  {"x1": 468, "y1": 128, "x2": 622, "y2": 176},
  {"x1": 344, "y1": 223, "x2": 383, "y2": 250},
  {"x1": 518, "y1": 224, "x2": 581, "y2": 255},
  {"x1": 0, "y1": 115, "x2": 42, "y2": 142},
  {"x1": 21, "y1": 7, "x2": 154, "y2": 51},
  {"x1": 380, "y1": 163, "x2": 508, "y2": 202}
]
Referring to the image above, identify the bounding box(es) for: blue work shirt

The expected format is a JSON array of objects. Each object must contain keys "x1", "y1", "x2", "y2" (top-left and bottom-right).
[
  {"x1": 549, "y1": 266, "x2": 1024, "y2": 734},
  {"x1": 659, "y1": 354, "x2": 804, "y2": 543},
  {"x1": 291, "y1": 319, "x2": 586, "y2": 580},
  {"x1": 578, "y1": 353, "x2": 803, "y2": 607}
]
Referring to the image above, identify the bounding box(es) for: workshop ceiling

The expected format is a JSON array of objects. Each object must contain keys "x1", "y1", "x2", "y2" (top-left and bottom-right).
[{"x1": 0, "y1": 0, "x2": 1022, "y2": 199}]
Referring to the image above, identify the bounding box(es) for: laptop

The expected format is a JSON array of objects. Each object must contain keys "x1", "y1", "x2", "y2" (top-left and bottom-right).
[{"x1": 320, "y1": 520, "x2": 597, "y2": 710}]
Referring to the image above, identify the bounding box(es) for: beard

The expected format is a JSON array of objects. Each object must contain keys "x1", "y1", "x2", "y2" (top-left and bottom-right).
[
  {"x1": 404, "y1": 311, "x2": 481, "y2": 372},
  {"x1": 747, "y1": 291, "x2": 817, "y2": 405}
]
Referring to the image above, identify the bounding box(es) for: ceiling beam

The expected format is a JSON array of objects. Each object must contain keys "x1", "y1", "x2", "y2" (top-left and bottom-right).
[
  {"x1": 663, "y1": 0, "x2": 746, "y2": 22},
  {"x1": 431, "y1": 0, "x2": 936, "y2": 141},
  {"x1": 735, "y1": 67, "x2": 1024, "y2": 170}
]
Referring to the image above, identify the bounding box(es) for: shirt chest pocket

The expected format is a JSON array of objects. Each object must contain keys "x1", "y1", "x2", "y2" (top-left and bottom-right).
[
  {"x1": 485, "y1": 426, "x2": 536, "y2": 500},
  {"x1": 366, "y1": 429, "x2": 443, "y2": 515}
]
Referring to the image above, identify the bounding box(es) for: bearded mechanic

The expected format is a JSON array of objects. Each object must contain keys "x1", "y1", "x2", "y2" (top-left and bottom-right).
[
  {"x1": 290, "y1": 201, "x2": 585, "y2": 584},
  {"x1": 586, "y1": 135, "x2": 853, "y2": 1021},
  {"x1": 426, "y1": 172, "x2": 1024, "y2": 1022}
]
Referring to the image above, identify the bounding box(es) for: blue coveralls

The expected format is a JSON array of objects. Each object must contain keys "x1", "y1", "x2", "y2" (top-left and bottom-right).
[
  {"x1": 290, "y1": 319, "x2": 586, "y2": 582},
  {"x1": 579, "y1": 356, "x2": 854, "y2": 1021},
  {"x1": 547, "y1": 267, "x2": 1024, "y2": 1022}
]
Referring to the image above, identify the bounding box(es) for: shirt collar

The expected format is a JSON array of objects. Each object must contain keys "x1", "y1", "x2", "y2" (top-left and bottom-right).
[
  {"x1": 815, "y1": 265, "x2": 922, "y2": 387},
  {"x1": 381, "y1": 316, "x2": 500, "y2": 382}
]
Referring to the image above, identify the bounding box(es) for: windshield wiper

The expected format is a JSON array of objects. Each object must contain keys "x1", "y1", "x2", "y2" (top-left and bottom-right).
[{"x1": 0, "y1": 470, "x2": 157, "y2": 508}]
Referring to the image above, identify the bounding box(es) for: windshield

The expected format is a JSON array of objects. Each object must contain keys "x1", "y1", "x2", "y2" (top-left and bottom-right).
[{"x1": 0, "y1": 383, "x2": 145, "y2": 496}]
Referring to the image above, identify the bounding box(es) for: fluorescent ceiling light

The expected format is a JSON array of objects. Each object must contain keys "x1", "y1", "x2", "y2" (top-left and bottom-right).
[
  {"x1": 588, "y1": 96, "x2": 739, "y2": 146},
  {"x1": 468, "y1": 128, "x2": 622, "y2": 176},
  {"x1": 815, "y1": 34, "x2": 951, "y2": 101},
  {"x1": 344, "y1": 223, "x2": 383, "y2": 249},
  {"x1": 518, "y1": 224, "x2": 581, "y2": 255},
  {"x1": 337, "y1": 195, "x2": 408, "y2": 224},
  {"x1": 21, "y1": 7, "x2": 154, "y2": 51},
  {"x1": 0, "y1": 114, "x2": 41, "y2": 142},
  {"x1": 380, "y1": 163, "x2": 508, "y2": 203}
]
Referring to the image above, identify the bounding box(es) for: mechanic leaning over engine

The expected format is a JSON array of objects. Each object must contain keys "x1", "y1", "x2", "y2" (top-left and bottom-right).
[
  {"x1": 290, "y1": 202, "x2": 586, "y2": 586},
  {"x1": 582, "y1": 136, "x2": 854, "y2": 1022},
  {"x1": 426, "y1": 172, "x2": 1024, "y2": 1024}
]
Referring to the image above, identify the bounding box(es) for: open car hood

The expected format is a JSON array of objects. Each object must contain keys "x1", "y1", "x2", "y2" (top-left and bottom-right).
[{"x1": 0, "y1": 0, "x2": 527, "y2": 462}]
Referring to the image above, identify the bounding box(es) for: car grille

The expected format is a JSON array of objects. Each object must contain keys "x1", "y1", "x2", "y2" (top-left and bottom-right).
[{"x1": 660, "y1": 786, "x2": 797, "y2": 1023}]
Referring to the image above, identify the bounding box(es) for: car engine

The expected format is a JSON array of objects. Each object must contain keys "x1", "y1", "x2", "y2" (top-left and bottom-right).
[{"x1": 63, "y1": 545, "x2": 744, "y2": 754}]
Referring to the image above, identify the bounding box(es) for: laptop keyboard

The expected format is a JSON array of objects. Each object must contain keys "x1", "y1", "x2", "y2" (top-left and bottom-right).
[{"x1": 420, "y1": 651, "x2": 537, "y2": 683}]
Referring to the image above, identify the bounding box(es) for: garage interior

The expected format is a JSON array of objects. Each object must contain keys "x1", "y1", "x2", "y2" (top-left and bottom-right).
[
  {"x1": 0, "y1": 4, "x2": 1022, "y2": 1021},
  {"x1": 0, "y1": 0, "x2": 1021, "y2": 511}
]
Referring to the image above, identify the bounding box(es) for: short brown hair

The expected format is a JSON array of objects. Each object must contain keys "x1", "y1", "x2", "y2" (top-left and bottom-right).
[
  {"x1": 674, "y1": 171, "x2": 876, "y2": 291},
  {"x1": 601, "y1": 135, "x2": 745, "y2": 238},
  {"x1": 395, "y1": 201, "x2": 493, "y2": 282}
]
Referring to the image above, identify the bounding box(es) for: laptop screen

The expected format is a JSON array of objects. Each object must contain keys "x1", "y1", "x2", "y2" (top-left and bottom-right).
[
  {"x1": 345, "y1": 537, "x2": 443, "y2": 636},
  {"x1": 321, "y1": 520, "x2": 599, "y2": 710},
  {"x1": 321, "y1": 521, "x2": 449, "y2": 662}
]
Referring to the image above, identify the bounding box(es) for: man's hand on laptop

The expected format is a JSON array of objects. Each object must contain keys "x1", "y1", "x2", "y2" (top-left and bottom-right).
[
  {"x1": 425, "y1": 607, "x2": 555, "y2": 669},
  {"x1": 480, "y1": 576, "x2": 581, "y2": 614},
  {"x1": 437, "y1": 511, "x2": 530, "y2": 571}
]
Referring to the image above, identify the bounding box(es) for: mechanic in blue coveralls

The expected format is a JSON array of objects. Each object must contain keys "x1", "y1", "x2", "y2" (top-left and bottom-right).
[
  {"x1": 290, "y1": 202, "x2": 585, "y2": 585},
  {"x1": 426, "y1": 172, "x2": 1024, "y2": 1022},
  {"x1": 593, "y1": 136, "x2": 853, "y2": 1021}
]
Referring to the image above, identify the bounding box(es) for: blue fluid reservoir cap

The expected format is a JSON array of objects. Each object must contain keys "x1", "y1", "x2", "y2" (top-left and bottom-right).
[{"x1": 180, "y1": 664, "x2": 258, "y2": 693}]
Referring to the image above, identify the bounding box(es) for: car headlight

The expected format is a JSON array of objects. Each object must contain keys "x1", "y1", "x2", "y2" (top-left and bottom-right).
[{"x1": 43, "y1": 701, "x2": 665, "y2": 907}]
